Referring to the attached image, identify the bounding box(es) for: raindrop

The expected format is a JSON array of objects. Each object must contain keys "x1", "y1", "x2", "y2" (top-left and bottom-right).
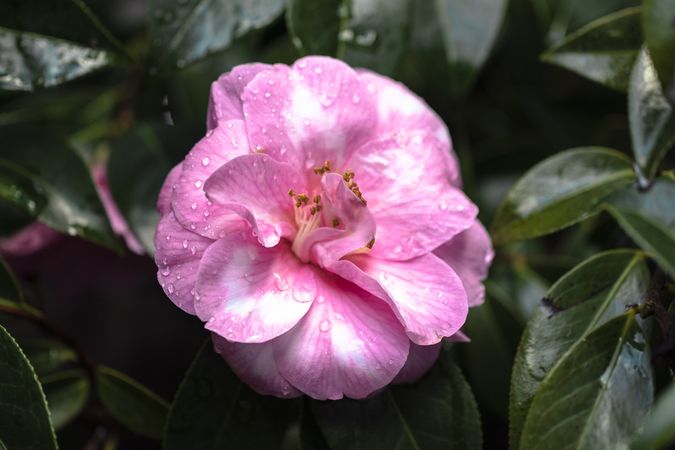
[
  {"x1": 292, "y1": 286, "x2": 313, "y2": 303},
  {"x1": 317, "y1": 295, "x2": 326, "y2": 304},
  {"x1": 264, "y1": 90, "x2": 271, "y2": 98},
  {"x1": 167, "y1": 283, "x2": 175, "y2": 294},
  {"x1": 194, "y1": 180, "x2": 203, "y2": 188},
  {"x1": 166, "y1": 235, "x2": 172, "y2": 241},
  {"x1": 203, "y1": 210, "x2": 210, "y2": 217},
  {"x1": 267, "y1": 79, "x2": 275, "y2": 86},
  {"x1": 243, "y1": 273, "x2": 254, "y2": 282},
  {"x1": 455, "y1": 204, "x2": 465, "y2": 211},
  {"x1": 273, "y1": 272, "x2": 288, "y2": 291},
  {"x1": 314, "y1": 66, "x2": 323, "y2": 75},
  {"x1": 351, "y1": 93, "x2": 360, "y2": 104},
  {"x1": 319, "y1": 320, "x2": 332, "y2": 332},
  {"x1": 206, "y1": 129, "x2": 214, "y2": 137},
  {"x1": 191, "y1": 246, "x2": 197, "y2": 255},
  {"x1": 161, "y1": 266, "x2": 171, "y2": 276},
  {"x1": 298, "y1": 60, "x2": 307, "y2": 69},
  {"x1": 202, "y1": 157, "x2": 210, "y2": 166},
  {"x1": 191, "y1": 202, "x2": 198, "y2": 210},
  {"x1": 439, "y1": 200, "x2": 448, "y2": 211},
  {"x1": 182, "y1": 239, "x2": 189, "y2": 249}
]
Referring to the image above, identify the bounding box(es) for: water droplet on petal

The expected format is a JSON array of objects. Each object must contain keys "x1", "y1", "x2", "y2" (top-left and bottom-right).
[
  {"x1": 351, "y1": 93, "x2": 360, "y2": 104},
  {"x1": 161, "y1": 266, "x2": 171, "y2": 276},
  {"x1": 319, "y1": 320, "x2": 331, "y2": 332},
  {"x1": 194, "y1": 180, "x2": 203, "y2": 189},
  {"x1": 439, "y1": 200, "x2": 448, "y2": 211},
  {"x1": 167, "y1": 283, "x2": 175, "y2": 294},
  {"x1": 317, "y1": 295, "x2": 325, "y2": 304},
  {"x1": 182, "y1": 239, "x2": 188, "y2": 249},
  {"x1": 202, "y1": 157, "x2": 210, "y2": 166},
  {"x1": 292, "y1": 286, "x2": 313, "y2": 303},
  {"x1": 273, "y1": 272, "x2": 288, "y2": 291},
  {"x1": 314, "y1": 66, "x2": 323, "y2": 75},
  {"x1": 264, "y1": 91, "x2": 271, "y2": 98},
  {"x1": 191, "y1": 202, "x2": 198, "y2": 210}
]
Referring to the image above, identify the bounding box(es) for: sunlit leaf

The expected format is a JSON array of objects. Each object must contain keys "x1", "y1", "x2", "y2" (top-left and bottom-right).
[{"x1": 643, "y1": 0, "x2": 675, "y2": 104}]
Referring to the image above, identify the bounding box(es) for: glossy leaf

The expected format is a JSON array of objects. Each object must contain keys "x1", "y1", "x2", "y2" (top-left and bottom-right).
[
  {"x1": 541, "y1": 7, "x2": 642, "y2": 91},
  {"x1": 42, "y1": 369, "x2": 89, "y2": 430},
  {"x1": 96, "y1": 365, "x2": 169, "y2": 439},
  {"x1": 108, "y1": 125, "x2": 173, "y2": 255},
  {"x1": 23, "y1": 340, "x2": 77, "y2": 375},
  {"x1": 491, "y1": 147, "x2": 635, "y2": 244},
  {"x1": 643, "y1": 0, "x2": 675, "y2": 103},
  {"x1": 519, "y1": 313, "x2": 652, "y2": 449},
  {"x1": 312, "y1": 355, "x2": 481, "y2": 450},
  {"x1": 150, "y1": 0, "x2": 285, "y2": 71},
  {"x1": 509, "y1": 249, "x2": 649, "y2": 448},
  {"x1": 632, "y1": 381, "x2": 675, "y2": 450},
  {"x1": 0, "y1": 27, "x2": 113, "y2": 91},
  {"x1": 0, "y1": 256, "x2": 21, "y2": 303},
  {"x1": 0, "y1": 130, "x2": 120, "y2": 251},
  {"x1": 0, "y1": 162, "x2": 47, "y2": 235},
  {"x1": 0, "y1": 324, "x2": 57, "y2": 450},
  {"x1": 164, "y1": 340, "x2": 293, "y2": 450},
  {"x1": 435, "y1": 0, "x2": 508, "y2": 94},
  {"x1": 629, "y1": 48, "x2": 675, "y2": 181}
]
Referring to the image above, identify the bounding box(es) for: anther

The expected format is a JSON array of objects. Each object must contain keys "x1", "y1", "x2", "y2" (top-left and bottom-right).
[
  {"x1": 288, "y1": 189, "x2": 295, "y2": 197},
  {"x1": 366, "y1": 238, "x2": 375, "y2": 249},
  {"x1": 332, "y1": 218, "x2": 340, "y2": 228}
]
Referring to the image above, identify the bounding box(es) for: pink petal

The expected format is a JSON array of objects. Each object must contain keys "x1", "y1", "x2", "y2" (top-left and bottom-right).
[
  {"x1": 91, "y1": 164, "x2": 144, "y2": 254},
  {"x1": 393, "y1": 342, "x2": 441, "y2": 384},
  {"x1": 154, "y1": 212, "x2": 215, "y2": 315},
  {"x1": 297, "y1": 173, "x2": 376, "y2": 266},
  {"x1": 275, "y1": 271, "x2": 409, "y2": 399},
  {"x1": 358, "y1": 70, "x2": 460, "y2": 186},
  {"x1": 434, "y1": 221, "x2": 494, "y2": 307},
  {"x1": 211, "y1": 334, "x2": 301, "y2": 398},
  {"x1": 0, "y1": 223, "x2": 61, "y2": 256},
  {"x1": 329, "y1": 254, "x2": 468, "y2": 345},
  {"x1": 207, "y1": 63, "x2": 273, "y2": 130},
  {"x1": 349, "y1": 135, "x2": 476, "y2": 261},
  {"x1": 241, "y1": 56, "x2": 378, "y2": 173},
  {"x1": 157, "y1": 163, "x2": 182, "y2": 216},
  {"x1": 204, "y1": 153, "x2": 306, "y2": 248},
  {"x1": 172, "y1": 121, "x2": 249, "y2": 240},
  {"x1": 195, "y1": 231, "x2": 315, "y2": 343}
]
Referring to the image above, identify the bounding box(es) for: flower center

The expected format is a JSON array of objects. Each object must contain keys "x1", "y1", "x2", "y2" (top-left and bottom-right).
[{"x1": 288, "y1": 161, "x2": 368, "y2": 263}]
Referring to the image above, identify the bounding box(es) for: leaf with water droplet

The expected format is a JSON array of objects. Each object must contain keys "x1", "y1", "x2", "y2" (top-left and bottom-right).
[{"x1": 164, "y1": 339, "x2": 294, "y2": 450}]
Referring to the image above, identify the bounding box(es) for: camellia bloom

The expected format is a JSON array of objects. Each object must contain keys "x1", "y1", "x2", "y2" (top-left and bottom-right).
[{"x1": 154, "y1": 56, "x2": 493, "y2": 399}]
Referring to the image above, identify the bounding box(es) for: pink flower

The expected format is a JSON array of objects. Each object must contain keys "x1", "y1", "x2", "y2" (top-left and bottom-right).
[
  {"x1": 0, "y1": 222, "x2": 61, "y2": 256},
  {"x1": 92, "y1": 164, "x2": 144, "y2": 255},
  {"x1": 154, "y1": 57, "x2": 493, "y2": 399}
]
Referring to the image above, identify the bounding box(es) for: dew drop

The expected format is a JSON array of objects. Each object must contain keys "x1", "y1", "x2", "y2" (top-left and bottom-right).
[
  {"x1": 243, "y1": 273, "x2": 254, "y2": 282},
  {"x1": 203, "y1": 210, "x2": 210, "y2": 217},
  {"x1": 167, "y1": 284, "x2": 175, "y2": 294},
  {"x1": 351, "y1": 93, "x2": 360, "y2": 104},
  {"x1": 264, "y1": 90, "x2": 271, "y2": 98},
  {"x1": 439, "y1": 200, "x2": 448, "y2": 211},
  {"x1": 191, "y1": 202, "x2": 198, "y2": 210},
  {"x1": 455, "y1": 204, "x2": 465, "y2": 211},
  {"x1": 182, "y1": 239, "x2": 189, "y2": 249},
  {"x1": 190, "y1": 246, "x2": 197, "y2": 255},
  {"x1": 206, "y1": 129, "x2": 214, "y2": 137},
  {"x1": 319, "y1": 320, "x2": 331, "y2": 332},
  {"x1": 292, "y1": 286, "x2": 313, "y2": 303},
  {"x1": 314, "y1": 66, "x2": 323, "y2": 75},
  {"x1": 161, "y1": 266, "x2": 171, "y2": 276},
  {"x1": 273, "y1": 272, "x2": 288, "y2": 291},
  {"x1": 298, "y1": 60, "x2": 307, "y2": 69},
  {"x1": 202, "y1": 157, "x2": 210, "y2": 166},
  {"x1": 194, "y1": 180, "x2": 203, "y2": 189},
  {"x1": 317, "y1": 295, "x2": 326, "y2": 304}
]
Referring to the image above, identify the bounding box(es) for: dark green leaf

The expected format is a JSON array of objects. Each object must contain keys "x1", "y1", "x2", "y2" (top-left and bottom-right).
[
  {"x1": 607, "y1": 177, "x2": 675, "y2": 229},
  {"x1": 22, "y1": 340, "x2": 77, "y2": 375},
  {"x1": 541, "y1": 7, "x2": 642, "y2": 91},
  {"x1": 434, "y1": 0, "x2": 508, "y2": 94},
  {"x1": 164, "y1": 340, "x2": 292, "y2": 450},
  {"x1": 519, "y1": 313, "x2": 652, "y2": 449},
  {"x1": 0, "y1": 130, "x2": 120, "y2": 251},
  {"x1": 0, "y1": 255, "x2": 22, "y2": 303},
  {"x1": 509, "y1": 249, "x2": 649, "y2": 448},
  {"x1": 312, "y1": 356, "x2": 481, "y2": 450},
  {"x1": 42, "y1": 369, "x2": 89, "y2": 430},
  {"x1": 108, "y1": 125, "x2": 172, "y2": 255},
  {"x1": 606, "y1": 206, "x2": 675, "y2": 278},
  {"x1": 150, "y1": 0, "x2": 285, "y2": 71},
  {"x1": 491, "y1": 147, "x2": 635, "y2": 244},
  {"x1": 643, "y1": 0, "x2": 675, "y2": 103},
  {"x1": 632, "y1": 381, "x2": 675, "y2": 450},
  {"x1": 0, "y1": 161, "x2": 47, "y2": 235},
  {"x1": 629, "y1": 48, "x2": 675, "y2": 181},
  {"x1": 0, "y1": 27, "x2": 113, "y2": 91},
  {"x1": 96, "y1": 365, "x2": 169, "y2": 439},
  {"x1": 0, "y1": 324, "x2": 57, "y2": 450},
  {"x1": 286, "y1": 0, "x2": 341, "y2": 56}
]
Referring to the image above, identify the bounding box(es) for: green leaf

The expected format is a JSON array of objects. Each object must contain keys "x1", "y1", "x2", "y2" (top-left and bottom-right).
[
  {"x1": 628, "y1": 48, "x2": 675, "y2": 181},
  {"x1": 0, "y1": 161, "x2": 47, "y2": 235},
  {"x1": 96, "y1": 365, "x2": 169, "y2": 439},
  {"x1": 519, "y1": 313, "x2": 652, "y2": 450},
  {"x1": 434, "y1": 0, "x2": 508, "y2": 94},
  {"x1": 42, "y1": 369, "x2": 89, "y2": 430},
  {"x1": 164, "y1": 340, "x2": 292, "y2": 450},
  {"x1": 509, "y1": 249, "x2": 649, "y2": 448},
  {"x1": 150, "y1": 0, "x2": 285, "y2": 71},
  {"x1": 286, "y1": 0, "x2": 341, "y2": 56},
  {"x1": 632, "y1": 381, "x2": 675, "y2": 450},
  {"x1": 312, "y1": 356, "x2": 481, "y2": 450},
  {"x1": 0, "y1": 130, "x2": 120, "y2": 251},
  {"x1": 108, "y1": 125, "x2": 172, "y2": 255},
  {"x1": 541, "y1": 7, "x2": 642, "y2": 91},
  {"x1": 0, "y1": 27, "x2": 113, "y2": 91},
  {"x1": 0, "y1": 255, "x2": 22, "y2": 304},
  {"x1": 491, "y1": 147, "x2": 635, "y2": 244},
  {"x1": 0, "y1": 324, "x2": 57, "y2": 450},
  {"x1": 22, "y1": 340, "x2": 77, "y2": 375},
  {"x1": 643, "y1": 0, "x2": 675, "y2": 103}
]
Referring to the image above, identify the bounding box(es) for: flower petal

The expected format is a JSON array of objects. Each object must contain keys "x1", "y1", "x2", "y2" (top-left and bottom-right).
[
  {"x1": 350, "y1": 136, "x2": 476, "y2": 260},
  {"x1": 358, "y1": 69, "x2": 460, "y2": 186},
  {"x1": 274, "y1": 270, "x2": 409, "y2": 400},
  {"x1": 154, "y1": 212, "x2": 215, "y2": 315},
  {"x1": 157, "y1": 163, "x2": 182, "y2": 216},
  {"x1": 204, "y1": 153, "x2": 306, "y2": 248},
  {"x1": 172, "y1": 121, "x2": 249, "y2": 240},
  {"x1": 0, "y1": 222, "x2": 61, "y2": 256},
  {"x1": 207, "y1": 63, "x2": 273, "y2": 130},
  {"x1": 195, "y1": 231, "x2": 315, "y2": 344},
  {"x1": 92, "y1": 163, "x2": 144, "y2": 254},
  {"x1": 211, "y1": 334, "x2": 301, "y2": 398},
  {"x1": 241, "y1": 56, "x2": 378, "y2": 173},
  {"x1": 329, "y1": 253, "x2": 469, "y2": 345},
  {"x1": 392, "y1": 342, "x2": 441, "y2": 384},
  {"x1": 434, "y1": 221, "x2": 494, "y2": 307}
]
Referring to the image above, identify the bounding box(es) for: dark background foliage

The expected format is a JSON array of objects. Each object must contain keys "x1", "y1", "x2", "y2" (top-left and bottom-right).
[{"x1": 1, "y1": 0, "x2": 674, "y2": 449}]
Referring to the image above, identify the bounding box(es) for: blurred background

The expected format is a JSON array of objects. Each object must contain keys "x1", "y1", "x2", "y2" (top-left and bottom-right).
[{"x1": 0, "y1": 0, "x2": 656, "y2": 448}]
